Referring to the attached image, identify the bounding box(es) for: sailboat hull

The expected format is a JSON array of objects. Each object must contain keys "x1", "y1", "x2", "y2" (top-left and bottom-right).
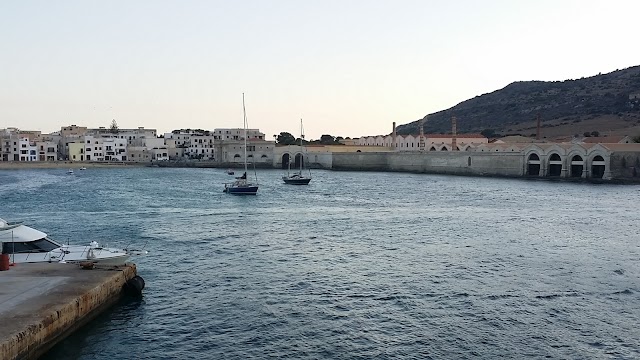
[
  {"x1": 224, "y1": 185, "x2": 259, "y2": 195},
  {"x1": 282, "y1": 177, "x2": 311, "y2": 185}
]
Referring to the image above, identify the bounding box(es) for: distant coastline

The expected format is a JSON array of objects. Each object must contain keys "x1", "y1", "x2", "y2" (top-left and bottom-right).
[{"x1": 0, "y1": 161, "x2": 146, "y2": 170}]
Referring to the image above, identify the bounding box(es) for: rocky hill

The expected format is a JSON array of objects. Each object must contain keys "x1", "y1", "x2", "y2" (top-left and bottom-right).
[{"x1": 396, "y1": 66, "x2": 640, "y2": 138}]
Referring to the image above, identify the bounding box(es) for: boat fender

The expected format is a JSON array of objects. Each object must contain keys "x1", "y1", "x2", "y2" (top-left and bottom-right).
[{"x1": 124, "y1": 275, "x2": 145, "y2": 296}]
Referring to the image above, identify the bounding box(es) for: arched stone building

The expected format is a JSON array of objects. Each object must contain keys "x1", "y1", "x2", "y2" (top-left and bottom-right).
[{"x1": 522, "y1": 143, "x2": 612, "y2": 179}]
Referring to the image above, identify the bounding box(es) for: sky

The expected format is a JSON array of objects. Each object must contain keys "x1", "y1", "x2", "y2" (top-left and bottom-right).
[{"x1": 1, "y1": 0, "x2": 639, "y2": 140}]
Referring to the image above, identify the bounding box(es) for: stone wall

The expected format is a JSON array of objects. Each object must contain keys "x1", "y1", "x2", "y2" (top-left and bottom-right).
[
  {"x1": 610, "y1": 151, "x2": 640, "y2": 180},
  {"x1": 0, "y1": 265, "x2": 138, "y2": 360},
  {"x1": 331, "y1": 151, "x2": 525, "y2": 177},
  {"x1": 387, "y1": 152, "x2": 524, "y2": 177},
  {"x1": 331, "y1": 153, "x2": 388, "y2": 171}
]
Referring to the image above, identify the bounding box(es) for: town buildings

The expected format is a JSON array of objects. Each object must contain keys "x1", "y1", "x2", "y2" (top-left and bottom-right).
[{"x1": 0, "y1": 125, "x2": 274, "y2": 166}]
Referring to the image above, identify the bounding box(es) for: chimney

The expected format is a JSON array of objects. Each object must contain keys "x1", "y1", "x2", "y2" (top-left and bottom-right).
[
  {"x1": 392, "y1": 121, "x2": 397, "y2": 148},
  {"x1": 536, "y1": 113, "x2": 541, "y2": 141},
  {"x1": 419, "y1": 119, "x2": 425, "y2": 150},
  {"x1": 451, "y1": 116, "x2": 457, "y2": 151}
]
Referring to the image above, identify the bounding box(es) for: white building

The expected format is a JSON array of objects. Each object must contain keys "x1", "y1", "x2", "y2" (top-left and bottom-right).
[
  {"x1": 102, "y1": 137, "x2": 128, "y2": 161},
  {"x1": 358, "y1": 133, "x2": 488, "y2": 151},
  {"x1": 187, "y1": 133, "x2": 216, "y2": 160},
  {"x1": 88, "y1": 126, "x2": 157, "y2": 145},
  {"x1": 213, "y1": 128, "x2": 265, "y2": 141},
  {"x1": 163, "y1": 130, "x2": 214, "y2": 160},
  {"x1": 73, "y1": 135, "x2": 128, "y2": 162},
  {"x1": 17, "y1": 137, "x2": 38, "y2": 161}
]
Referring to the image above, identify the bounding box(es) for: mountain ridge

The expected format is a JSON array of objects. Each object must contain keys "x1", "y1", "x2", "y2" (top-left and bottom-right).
[{"x1": 396, "y1": 66, "x2": 640, "y2": 138}]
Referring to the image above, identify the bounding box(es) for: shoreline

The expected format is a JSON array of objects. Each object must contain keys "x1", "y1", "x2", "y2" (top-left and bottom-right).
[
  {"x1": 0, "y1": 161, "x2": 148, "y2": 170},
  {"x1": 2, "y1": 161, "x2": 639, "y2": 184}
]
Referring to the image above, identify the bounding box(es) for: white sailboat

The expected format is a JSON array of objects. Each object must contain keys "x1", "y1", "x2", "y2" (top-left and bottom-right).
[
  {"x1": 283, "y1": 119, "x2": 312, "y2": 185},
  {"x1": 223, "y1": 93, "x2": 259, "y2": 195}
]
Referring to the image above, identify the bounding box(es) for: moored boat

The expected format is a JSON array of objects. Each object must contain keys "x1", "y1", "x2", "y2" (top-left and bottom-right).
[
  {"x1": 283, "y1": 119, "x2": 312, "y2": 185},
  {"x1": 223, "y1": 93, "x2": 259, "y2": 195},
  {"x1": 0, "y1": 218, "x2": 145, "y2": 265}
]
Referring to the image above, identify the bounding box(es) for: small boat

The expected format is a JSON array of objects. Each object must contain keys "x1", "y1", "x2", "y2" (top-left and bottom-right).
[
  {"x1": 226, "y1": 169, "x2": 235, "y2": 175},
  {"x1": 67, "y1": 169, "x2": 74, "y2": 174},
  {"x1": 0, "y1": 217, "x2": 146, "y2": 265},
  {"x1": 282, "y1": 172, "x2": 311, "y2": 185},
  {"x1": 79, "y1": 167, "x2": 87, "y2": 171},
  {"x1": 224, "y1": 93, "x2": 259, "y2": 195},
  {"x1": 283, "y1": 119, "x2": 312, "y2": 185},
  {"x1": 224, "y1": 172, "x2": 258, "y2": 195}
]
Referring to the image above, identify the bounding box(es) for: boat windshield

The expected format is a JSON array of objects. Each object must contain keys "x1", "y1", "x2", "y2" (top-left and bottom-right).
[{"x1": 2, "y1": 237, "x2": 60, "y2": 254}]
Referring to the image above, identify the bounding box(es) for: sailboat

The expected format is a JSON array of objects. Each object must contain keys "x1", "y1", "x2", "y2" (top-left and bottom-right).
[
  {"x1": 282, "y1": 119, "x2": 312, "y2": 185},
  {"x1": 223, "y1": 93, "x2": 259, "y2": 195}
]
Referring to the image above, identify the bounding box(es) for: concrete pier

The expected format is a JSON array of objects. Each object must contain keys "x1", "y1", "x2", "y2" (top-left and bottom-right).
[{"x1": 0, "y1": 263, "x2": 139, "y2": 360}]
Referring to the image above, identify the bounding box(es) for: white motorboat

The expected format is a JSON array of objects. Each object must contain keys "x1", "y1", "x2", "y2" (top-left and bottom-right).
[{"x1": 0, "y1": 218, "x2": 145, "y2": 265}]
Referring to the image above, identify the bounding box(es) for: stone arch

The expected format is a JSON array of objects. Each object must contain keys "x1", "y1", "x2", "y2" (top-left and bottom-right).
[
  {"x1": 281, "y1": 153, "x2": 290, "y2": 169},
  {"x1": 591, "y1": 155, "x2": 606, "y2": 179},
  {"x1": 527, "y1": 153, "x2": 541, "y2": 176},
  {"x1": 233, "y1": 154, "x2": 241, "y2": 159},
  {"x1": 547, "y1": 153, "x2": 562, "y2": 177},
  {"x1": 570, "y1": 155, "x2": 584, "y2": 178},
  {"x1": 440, "y1": 146, "x2": 448, "y2": 151},
  {"x1": 429, "y1": 146, "x2": 436, "y2": 151}
]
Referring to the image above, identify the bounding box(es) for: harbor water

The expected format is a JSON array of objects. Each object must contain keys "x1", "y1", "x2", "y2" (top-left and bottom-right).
[{"x1": 1, "y1": 168, "x2": 639, "y2": 359}]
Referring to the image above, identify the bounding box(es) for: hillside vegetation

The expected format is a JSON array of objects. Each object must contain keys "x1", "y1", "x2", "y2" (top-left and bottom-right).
[{"x1": 396, "y1": 66, "x2": 640, "y2": 138}]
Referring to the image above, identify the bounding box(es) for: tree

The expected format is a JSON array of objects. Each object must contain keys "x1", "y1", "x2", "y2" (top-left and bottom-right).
[
  {"x1": 276, "y1": 132, "x2": 296, "y2": 145},
  {"x1": 320, "y1": 134, "x2": 335, "y2": 144},
  {"x1": 110, "y1": 119, "x2": 119, "y2": 134},
  {"x1": 480, "y1": 129, "x2": 496, "y2": 138},
  {"x1": 590, "y1": 131, "x2": 600, "y2": 137},
  {"x1": 583, "y1": 132, "x2": 591, "y2": 137}
]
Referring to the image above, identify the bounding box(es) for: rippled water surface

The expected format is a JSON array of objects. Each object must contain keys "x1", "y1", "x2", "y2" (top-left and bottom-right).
[{"x1": 1, "y1": 168, "x2": 639, "y2": 359}]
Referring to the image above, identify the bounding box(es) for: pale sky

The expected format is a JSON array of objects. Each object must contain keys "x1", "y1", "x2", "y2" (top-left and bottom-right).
[{"x1": 1, "y1": 0, "x2": 639, "y2": 140}]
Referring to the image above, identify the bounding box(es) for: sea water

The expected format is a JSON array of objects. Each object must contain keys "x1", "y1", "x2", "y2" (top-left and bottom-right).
[{"x1": 1, "y1": 168, "x2": 639, "y2": 359}]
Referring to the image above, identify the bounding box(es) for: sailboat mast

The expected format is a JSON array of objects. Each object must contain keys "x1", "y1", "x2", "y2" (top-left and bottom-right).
[
  {"x1": 242, "y1": 93, "x2": 248, "y2": 175},
  {"x1": 300, "y1": 118, "x2": 304, "y2": 173}
]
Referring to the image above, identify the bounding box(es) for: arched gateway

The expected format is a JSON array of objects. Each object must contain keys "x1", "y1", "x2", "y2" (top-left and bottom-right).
[
  {"x1": 548, "y1": 153, "x2": 562, "y2": 177},
  {"x1": 591, "y1": 155, "x2": 606, "y2": 179},
  {"x1": 570, "y1": 155, "x2": 584, "y2": 178},
  {"x1": 527, "y1": 153, "x2": 541, "y2": 176},
  {"x1": 281, "y1": 153, "x2": 290, "y2": 169}
]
